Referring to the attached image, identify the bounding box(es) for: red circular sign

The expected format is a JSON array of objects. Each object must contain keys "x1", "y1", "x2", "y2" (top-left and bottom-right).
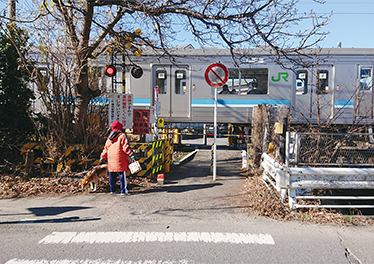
[{"x1": 204, "y1": 63, "x2": 229, "y2": 87}]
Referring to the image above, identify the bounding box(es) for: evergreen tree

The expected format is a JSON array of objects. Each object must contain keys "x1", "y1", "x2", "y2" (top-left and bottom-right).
[{"x1": 0, "y1": 24, "x2": 35, "y2": 163}]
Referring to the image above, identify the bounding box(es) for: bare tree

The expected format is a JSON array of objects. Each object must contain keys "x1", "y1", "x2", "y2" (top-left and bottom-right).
[{"x1": 1, "y1": 0, "x2": 330, "y2": 142}]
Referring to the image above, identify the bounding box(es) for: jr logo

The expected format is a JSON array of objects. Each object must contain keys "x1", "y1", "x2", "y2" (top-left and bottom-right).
[{"x1": 271, "y1": 72, "x2": 289, "y2": 82}]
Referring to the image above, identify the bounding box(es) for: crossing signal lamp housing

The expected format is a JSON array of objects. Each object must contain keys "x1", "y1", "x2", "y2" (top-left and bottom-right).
[
  {"x1": 131, "y1": 66, "x2": 143, "y2": 79},
  {"x1": 105, "y1": 65, "x2": 116, "y2": 77}
]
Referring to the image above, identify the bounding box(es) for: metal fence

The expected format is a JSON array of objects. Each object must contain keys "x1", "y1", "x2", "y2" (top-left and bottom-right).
[
  {"x1": 288, "y1": 132, "x2": 374, "y2": 167},
  {"x1": 261, "y1": 132, "x2": 374, "y2": 210}
]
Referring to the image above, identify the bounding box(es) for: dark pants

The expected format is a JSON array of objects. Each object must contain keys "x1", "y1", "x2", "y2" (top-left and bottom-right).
[{"x1": 109, "y1": 171, "x2": 128, "y2": 194}]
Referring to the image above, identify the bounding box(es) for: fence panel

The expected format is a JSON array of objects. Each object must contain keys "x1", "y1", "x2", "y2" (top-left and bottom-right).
[
  {"x1": 294, "y1": 133, "x2": 374, "y2": 167},
  {"x1": 260, "y1": 132, "x2": 374, "y2": 210}
]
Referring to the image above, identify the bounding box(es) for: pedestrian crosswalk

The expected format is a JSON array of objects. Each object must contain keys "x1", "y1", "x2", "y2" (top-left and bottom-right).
[
  {"x1": 6, "y1": 259, "x2": 194, "y2": 264},
  {"x1": 5, "y1": 231, "x2": 275, "y2": 264},
  {"x1": 39, "y1": 231, "x2": 275, "y2": 245}
]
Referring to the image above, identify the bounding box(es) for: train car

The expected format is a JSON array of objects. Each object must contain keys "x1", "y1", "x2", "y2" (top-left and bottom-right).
[{"x1": 118, "y1": 46, "x2": 374, "y2": 127}]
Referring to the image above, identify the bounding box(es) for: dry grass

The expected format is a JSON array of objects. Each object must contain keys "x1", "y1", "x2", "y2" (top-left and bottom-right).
[{"x1": 0, "y1": 175, "x2": 154, "y2": 199}]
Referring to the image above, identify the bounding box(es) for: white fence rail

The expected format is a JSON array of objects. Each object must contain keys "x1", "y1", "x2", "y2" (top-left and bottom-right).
[{"x1": 260, "y1": 132, "x2": 374, "y2": 210}]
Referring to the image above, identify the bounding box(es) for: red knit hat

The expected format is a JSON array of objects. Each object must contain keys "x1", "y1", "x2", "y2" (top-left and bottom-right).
[{"x1": 111, "y1": 121, "x2": 123, "y2": 132}]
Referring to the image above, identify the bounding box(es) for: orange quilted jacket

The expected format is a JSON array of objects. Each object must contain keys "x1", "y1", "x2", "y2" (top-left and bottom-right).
[{"x1": 100, "y1": 132, "x2": 134, "y2": 172}]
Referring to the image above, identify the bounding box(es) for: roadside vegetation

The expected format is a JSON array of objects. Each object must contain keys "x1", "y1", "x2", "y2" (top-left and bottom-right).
[
  {"x1": 1, "y1": 158, "x2": 373, "y2": 227},
  {"x1": 239, "y1": 172, "x2": 374, "y2": 226}
]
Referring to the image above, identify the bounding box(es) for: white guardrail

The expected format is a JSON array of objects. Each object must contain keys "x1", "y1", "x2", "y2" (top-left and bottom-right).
[{"x1": 260, "y1": 133, "x2": 374, "y2": 210}]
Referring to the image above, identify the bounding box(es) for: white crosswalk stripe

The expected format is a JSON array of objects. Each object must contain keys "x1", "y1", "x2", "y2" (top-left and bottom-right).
[
  {"x1": 5, "y1": 231, "x2": 275, "y2": 263},
  {"x1": 6, "y1": 259, "x2": 193, "y2": 264},
  {"x1": 39, "y1": 231, "x2": 275, "y2": 245}
]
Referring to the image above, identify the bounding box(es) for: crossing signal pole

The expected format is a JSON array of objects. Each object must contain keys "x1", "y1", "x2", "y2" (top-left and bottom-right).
[
  {"x1": 105, "y1": 29, "x2": 143, "y2": 93},
  {"x1": 121, "y1": 28, "x2": 143, "y2": 93}
]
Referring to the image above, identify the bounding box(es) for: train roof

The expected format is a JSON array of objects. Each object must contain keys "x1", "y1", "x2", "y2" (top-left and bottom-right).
[{"x1": 140, "y1": 46, "x2": 374, "y2": 56}]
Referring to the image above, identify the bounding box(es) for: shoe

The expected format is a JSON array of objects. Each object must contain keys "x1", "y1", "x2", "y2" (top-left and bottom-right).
[{"x1": 121, "y1": 192, "x2": 130, "y2": 196}]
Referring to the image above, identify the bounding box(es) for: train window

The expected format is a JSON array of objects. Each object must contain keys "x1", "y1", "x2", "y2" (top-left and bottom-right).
[
  {"x1": 359, "y1": 68, "x2": 372, "y2": 91},
  {"x1": 242, "y1": 68, "x2": 268, "y2": 95},
  {"x1": 175, "y1": 70, "x2": 186, "y2": 94},
  {"x1": 316, "y1": 70, "x2": 329, "y2": 94},
  {"x1": 296, "y1": 70, "x2": 308, "y2": 95},
  {"x1": 156, "y1": 69, "x2": 167, "y2": 94},
  {"x1": 222, "y1": 68, "x2": 268, "y2": 95},
  {"x1": 219, "y1": 69, "x2": 239, "y2": 94}
]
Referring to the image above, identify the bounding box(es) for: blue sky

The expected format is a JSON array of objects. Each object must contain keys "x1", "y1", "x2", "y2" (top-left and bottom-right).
[
  {"x1": 174, "y1": 0, "x2": 374, "y2": 49},
  {"x1": 0, "y1": 0, "x2": 372, "y2": 49},
  {"x1": 298, "y1": 0, "x2": 374, "y2": 48}
]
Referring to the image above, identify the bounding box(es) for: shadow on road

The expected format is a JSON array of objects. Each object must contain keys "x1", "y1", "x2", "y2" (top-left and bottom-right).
[
  {"x1": 0, "y1": 206, "x2": 99, "y2": 225},
  {"x1": 0, "y1": 216, "x2": 101, "y2": 225},
  {"x1": 141, "y1": 182, "x2": 223, "y2": 194},
  {"x1": 28, "y1": 206, "x2": 92, "y2": 216}
]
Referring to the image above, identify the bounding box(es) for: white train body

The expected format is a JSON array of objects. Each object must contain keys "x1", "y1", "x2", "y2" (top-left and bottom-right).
[{"x1": 100, "y1": 47, "x2": 374, "y2": 125}]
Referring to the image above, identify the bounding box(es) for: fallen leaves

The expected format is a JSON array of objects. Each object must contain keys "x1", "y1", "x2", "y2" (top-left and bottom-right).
[{"x1": 0, "y1": 175, "x2": 154, "y2": 199}]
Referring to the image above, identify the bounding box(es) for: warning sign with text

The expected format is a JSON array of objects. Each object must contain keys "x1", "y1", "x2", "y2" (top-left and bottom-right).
[
  {"x1": 108, "y1": 93, "x2": 133, "y2": 129},
  {"x1": 133, "y1": 109, "x2": 150, "y2": 135}
]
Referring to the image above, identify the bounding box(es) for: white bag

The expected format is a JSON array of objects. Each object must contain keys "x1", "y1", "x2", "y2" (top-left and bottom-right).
[{"x1": 129, "y1": 160, "x2": 142, "y2": 174}]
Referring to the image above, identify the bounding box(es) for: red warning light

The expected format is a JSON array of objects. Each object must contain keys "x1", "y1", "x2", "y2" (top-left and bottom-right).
[{"x1": 105, "y1": 65, "x2": 116, "y2": 77}]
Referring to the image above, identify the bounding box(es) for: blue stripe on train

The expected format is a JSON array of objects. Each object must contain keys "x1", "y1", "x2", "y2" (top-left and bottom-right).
[
  {"x1": 334, "y1": 99, "x2": 354, "y2": 108},
  {"x1": 191, "y1": 98, "x2": 290, "y2": 107}
]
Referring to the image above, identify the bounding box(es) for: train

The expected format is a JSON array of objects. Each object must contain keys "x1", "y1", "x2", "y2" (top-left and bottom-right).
[
  {"x1": 109, "y1": 46, "x2": 374, "y2": 127},
  {"x1": 33, "y1": 46, "x2": 374, "y2": 128}
]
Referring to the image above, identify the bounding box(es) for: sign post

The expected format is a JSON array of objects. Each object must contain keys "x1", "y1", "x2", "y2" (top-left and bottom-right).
[{"x1": 204, "y1": 63, "x2": 229, "y2": 181}]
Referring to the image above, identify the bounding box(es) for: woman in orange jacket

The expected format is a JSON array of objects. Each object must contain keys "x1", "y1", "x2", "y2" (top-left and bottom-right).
[{"x1": 100, "y1": 121, "x2": 135, "y2": 195}]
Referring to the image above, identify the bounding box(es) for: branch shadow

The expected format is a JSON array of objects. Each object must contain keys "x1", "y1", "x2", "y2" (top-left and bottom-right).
[{"x1": 0, "y1": 216, "x2": 101, "y2": 225}]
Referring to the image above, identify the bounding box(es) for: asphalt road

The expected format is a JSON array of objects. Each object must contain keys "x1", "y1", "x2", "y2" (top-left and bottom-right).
[{"x1": 1, "y1": 148, "x2": 374, "y2": 264}]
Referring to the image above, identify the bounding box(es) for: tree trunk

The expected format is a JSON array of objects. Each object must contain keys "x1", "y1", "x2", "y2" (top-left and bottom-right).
[
  {"x1": 24, "y1": 149, "x2": 34, "y2": 177},
  {"x1": 73, "y1": 59, "x2": 91, "y2": 141},
  {"x1": 251, "y1": 105, "x2": 269, "y2": 169}
]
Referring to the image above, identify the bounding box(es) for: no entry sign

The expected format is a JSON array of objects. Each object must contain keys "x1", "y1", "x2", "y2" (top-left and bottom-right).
[{"x1": 204, "y1": 63, "x2": 229, "y2": 87}]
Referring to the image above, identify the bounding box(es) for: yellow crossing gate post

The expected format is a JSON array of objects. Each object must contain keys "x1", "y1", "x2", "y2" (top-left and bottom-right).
[{"x1": 164, "y1": 138, "x2": 173, "y2": 172}]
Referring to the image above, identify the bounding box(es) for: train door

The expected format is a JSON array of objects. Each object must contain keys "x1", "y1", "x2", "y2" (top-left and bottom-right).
[
  {"x1": 153, "y1": 65, "x2": 190, "y2": 119},
  {"x1": 293, "y1": 68, "x2": 311, "y2": 122},
  {"x1": 293, "y1": 66, "x2": 334, "y2": 124},
  {"x1": 356, "y1": 65, "x2": 373, "y2": 119},
  {"x1": 310, "y1": 66, "x2": 334, "y2": 123}
]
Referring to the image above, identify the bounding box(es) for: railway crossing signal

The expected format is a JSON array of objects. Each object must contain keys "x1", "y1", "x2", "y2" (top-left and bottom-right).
[
  {"x1": 131, "y1": 66, "x2": 143, "y2": 79},
  {"x1": 105, "y1": 65, "x2": 116, "y2": 77}
]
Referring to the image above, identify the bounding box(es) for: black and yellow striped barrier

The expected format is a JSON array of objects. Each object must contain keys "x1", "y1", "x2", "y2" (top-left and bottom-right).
[
  {"x1": 20, "y1": 142, "x2": 44, "y2": 164},
  {"x1": 21, "y1": 138, "x2": 174, "y2": 179}
]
